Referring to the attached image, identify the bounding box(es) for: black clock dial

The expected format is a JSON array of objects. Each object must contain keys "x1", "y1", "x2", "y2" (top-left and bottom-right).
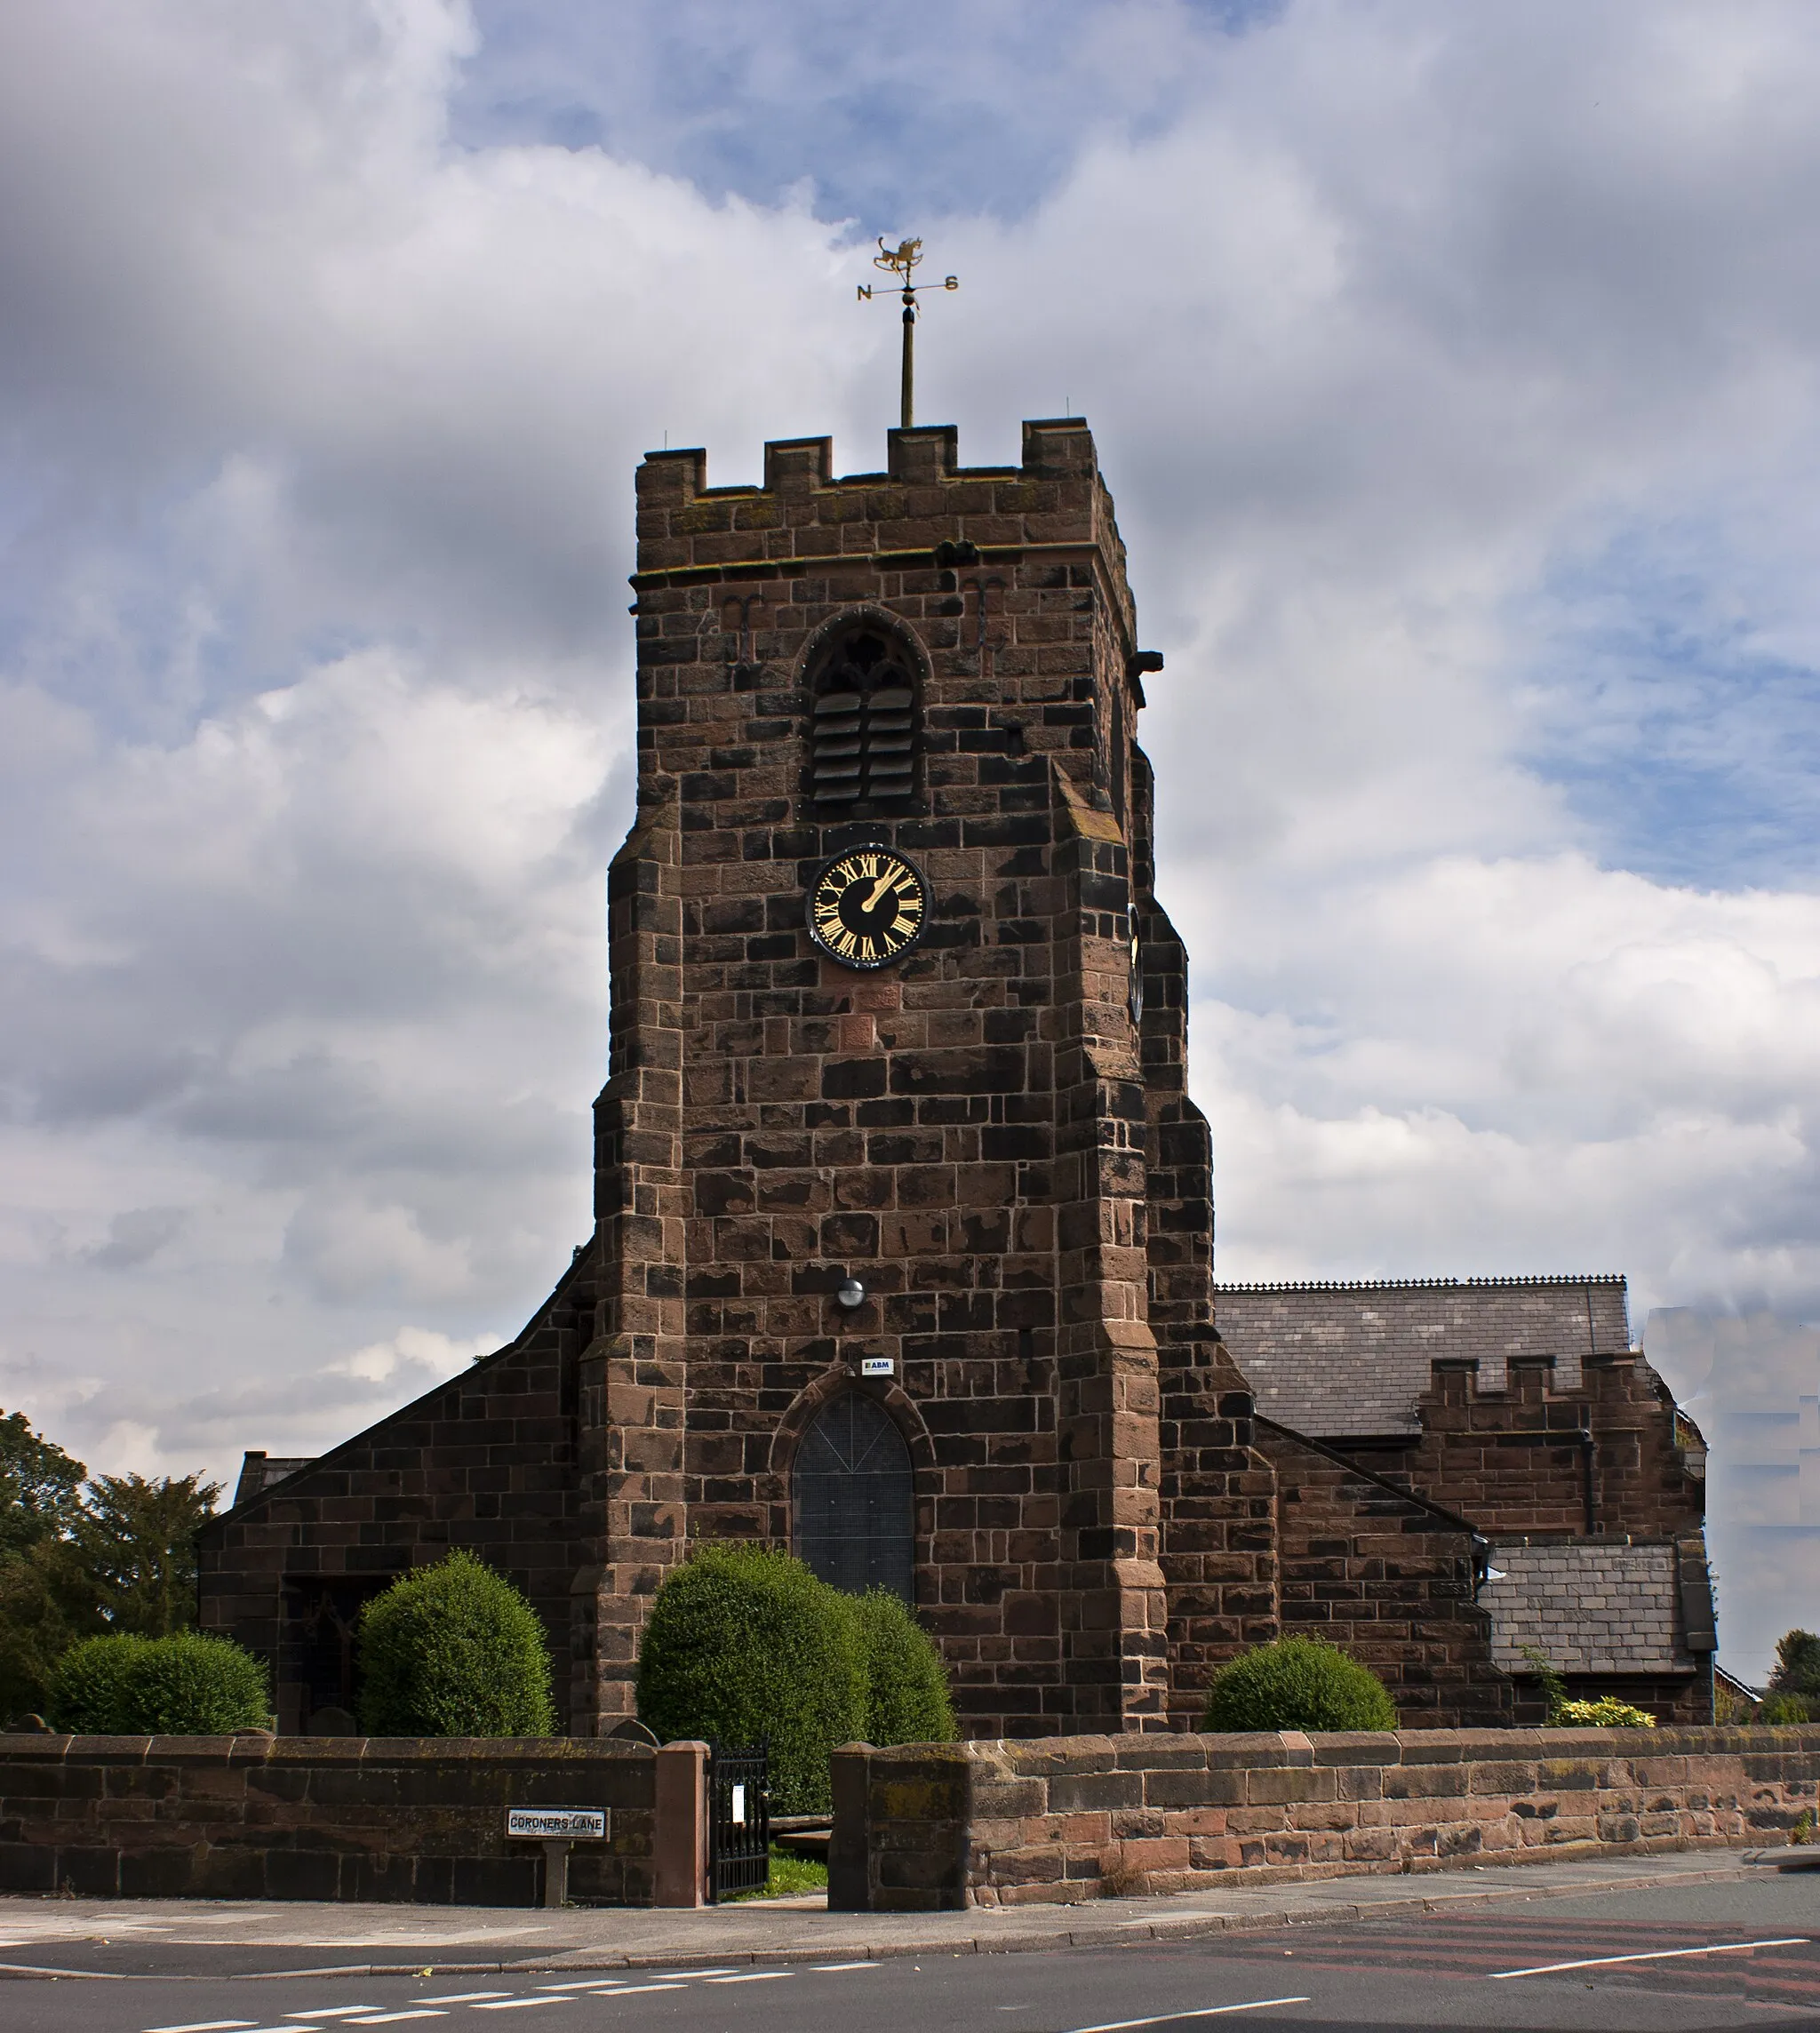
[{"x1": 807, "y1": 845, "x2": 928, "y2": 970}]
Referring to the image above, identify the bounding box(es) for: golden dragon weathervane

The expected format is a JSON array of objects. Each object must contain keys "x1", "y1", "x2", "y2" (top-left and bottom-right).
[{"x1": 858, "y1": 238, "x2": 958, "y2": 431}]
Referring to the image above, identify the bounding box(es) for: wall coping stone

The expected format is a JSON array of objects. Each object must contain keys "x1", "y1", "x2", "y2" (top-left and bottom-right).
[{"x1": 0, "y1": 1734, "x2": 654, "y2": 1764}]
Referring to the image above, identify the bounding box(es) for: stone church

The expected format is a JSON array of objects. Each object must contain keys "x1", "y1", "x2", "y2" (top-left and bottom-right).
[{"x1": 200, "y1": 419, "x2": 1715, "y2": 1737}]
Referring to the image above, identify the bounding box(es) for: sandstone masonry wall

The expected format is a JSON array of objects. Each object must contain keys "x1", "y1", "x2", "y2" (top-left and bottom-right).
[
  {"x1": 199, "y1": 1261, "x2": 599, "y2": 1734},
  {"x1": 1260, "y1": 1423, "x2": 1513, "y2": 1728},
  {"x1": 829, "y1": 1726, "x2": 1820, "y2": 1912},
  {"x1": 0, "y1": 1734, "x2": 654, "y2": 1905}
]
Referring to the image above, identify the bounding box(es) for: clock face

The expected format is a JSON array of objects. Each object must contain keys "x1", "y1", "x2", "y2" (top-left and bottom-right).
[{"x1": 807, "y1": 844, "x2": 929, "y2": 970}]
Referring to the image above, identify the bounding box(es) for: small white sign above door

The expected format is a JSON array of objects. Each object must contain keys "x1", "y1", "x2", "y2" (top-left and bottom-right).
[{"x1": 860, "y1": 1356, "x2": 894, "y2": 1376}]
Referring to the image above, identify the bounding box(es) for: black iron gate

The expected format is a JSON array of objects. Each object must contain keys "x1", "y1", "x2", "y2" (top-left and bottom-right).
[{"x1": 706, "y1": 1742, "x2": 770, "y2": 1901}]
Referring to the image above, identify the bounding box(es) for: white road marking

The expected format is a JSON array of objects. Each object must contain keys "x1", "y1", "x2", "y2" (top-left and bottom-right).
[
  {"x1": 559, "y1": 1987, "x2": 684, "y2": 2000},
  {"x1": 532, "y1": 1984, "x2": 691, "y2": 2000},
  {"x1": 535, "y1": 1980, "x2": 684, "y2": 1992},
  {"x1": 471, "y1": 2005, "x2": 571, "y2": 2013},
  {"x1": 145, "y1": 2021, "x2": 257, "y2": 2032},
  {"x1": 347, "y1": 2017, "x2": 449, "y2": 2026},
  {"x1": 705, "y1": 1972, "x2": 791, "y2": 1984},
  {"x1": 419, "y1": 1998, "x2": 511, "y2": 2007},
  {"x1": 288, "y1": 2012, "x2": 383, "y2": 2021},
  {"x1": 1490, "y1": 1936, "x2": 1810, "y2": 1979},
  {"x1": 810, "y1": 1963, "x2": 879, "y2": 1972},
  {"x1": 653, "y1": 1970, "x2": 738, "y2": 1980},
  {"x1": 1067, "y1": 2003, "x2": 1311, "y2": 2033}
]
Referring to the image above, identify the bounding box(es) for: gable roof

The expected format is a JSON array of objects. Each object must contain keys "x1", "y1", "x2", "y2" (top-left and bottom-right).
[{"x1": 1213, "y1": 1275, "x2": 1631, "y2": 1438}]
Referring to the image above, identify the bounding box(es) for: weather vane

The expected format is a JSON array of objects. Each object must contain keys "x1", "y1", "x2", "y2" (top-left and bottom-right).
[{"x1": 858, "y1": 238, "x2": 958, "y2": 431}]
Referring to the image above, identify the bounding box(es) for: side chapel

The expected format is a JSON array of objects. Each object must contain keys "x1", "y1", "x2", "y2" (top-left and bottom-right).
[{"x1": 200, "y1": 419, "x2": 1716, "y2": 1735}]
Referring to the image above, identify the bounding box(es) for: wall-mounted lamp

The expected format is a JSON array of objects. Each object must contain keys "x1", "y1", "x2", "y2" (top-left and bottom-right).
[{"x1": 836, "y1": 1277, "x2": 866, "y2": 1310}]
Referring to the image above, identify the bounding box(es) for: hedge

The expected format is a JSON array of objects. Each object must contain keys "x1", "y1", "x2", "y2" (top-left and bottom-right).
[
  {"x1": 636, "y1": 1545, "x2": 867, "y2": 1814},
  {"x1": 853, "y1": 1588, "x2": 956, "y2": 1747},
  {"x1": 357, "y1": 1551, "x2": 556, "y2": 1736},
  {"x1": 1203, "y1": 1636, "x2": 1397, "y2": 1731},
  {"x1": 48, "y1": 1630, "x2": 269, "y2": 1734}
]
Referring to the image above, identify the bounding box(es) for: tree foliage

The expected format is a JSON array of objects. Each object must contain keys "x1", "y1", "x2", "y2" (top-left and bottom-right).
[
  {"x1": 1761, "y1": 1691, "x2": 1813, "y2": 1724},
  {"x1": 356, "y1": 1551, "x2": 557, "y2": 1737},
  {"x1": 0, "y1": 1407, "x2": 222, "y2": 1724},
  {"x1": 1202, "y1": 1637, "x2": 1398, "y2": 1732},
  {"x1": 1772, "y1": 1630, "x2": 1820, "y2": 1700},
  {"x1": 76, "y1": 1473, "x2": 220, "y2": 1637},
  {"x1": 0, "y1": 1411, "x2": 87, "y2": 1559}
]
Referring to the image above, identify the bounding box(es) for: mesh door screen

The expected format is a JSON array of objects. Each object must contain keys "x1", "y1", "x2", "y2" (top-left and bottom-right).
[{"x1": 793, "y1": 1391, "x2": 915, "y2": 1600}]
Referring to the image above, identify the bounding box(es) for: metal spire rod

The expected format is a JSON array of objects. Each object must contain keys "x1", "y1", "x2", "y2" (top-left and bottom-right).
[{"x1": 858, "y1": 238, "x2": 958, "y2": 430}]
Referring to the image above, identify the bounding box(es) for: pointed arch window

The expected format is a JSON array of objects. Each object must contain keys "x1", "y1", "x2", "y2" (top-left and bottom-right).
[
  {"x1": 792, "y1": 1390, "x2": 915, "y2": 1600},
  {"x1": 807, "y1": 619, "x2": 922, "y2": 809}
]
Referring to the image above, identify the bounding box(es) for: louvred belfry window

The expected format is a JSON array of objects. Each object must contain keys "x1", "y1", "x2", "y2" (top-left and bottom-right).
[{"x1": 809, "y1": 624, "x2": 920, "y2": 807}]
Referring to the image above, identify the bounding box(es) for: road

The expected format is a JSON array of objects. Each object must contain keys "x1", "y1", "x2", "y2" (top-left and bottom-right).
[{"x1": 4, "y1": 1877, "x2": 1819, "y2": 2032}]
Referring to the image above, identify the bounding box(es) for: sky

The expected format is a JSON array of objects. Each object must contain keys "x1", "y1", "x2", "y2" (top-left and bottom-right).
[{"x1": 2, "y1": 0, "x2": 1819, "y2": 1679}]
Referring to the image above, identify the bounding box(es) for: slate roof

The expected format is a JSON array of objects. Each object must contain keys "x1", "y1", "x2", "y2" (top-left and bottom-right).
[
  {"x1": 1213, "y1": 1276, "x2": 1632, "y2": 1439},
  {"x1": 1481, "y1": 1540, "x2": 1693, "y2": 1674}
]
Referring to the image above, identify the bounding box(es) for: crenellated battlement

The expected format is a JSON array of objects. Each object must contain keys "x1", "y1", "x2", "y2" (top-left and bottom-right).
[{"x1": 629, "y1": 419, "x2": 1132, "y2": 648}]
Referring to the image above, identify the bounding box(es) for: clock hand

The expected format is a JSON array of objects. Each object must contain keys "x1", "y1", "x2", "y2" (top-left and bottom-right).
[{"x1": 862, "y1": 871, "x2": 898, "y2": 910}]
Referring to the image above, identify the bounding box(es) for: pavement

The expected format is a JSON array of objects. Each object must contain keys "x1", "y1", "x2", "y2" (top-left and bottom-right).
[{"x1": 0, "y1": 1847, "x2": 1790, "y2": 1981}]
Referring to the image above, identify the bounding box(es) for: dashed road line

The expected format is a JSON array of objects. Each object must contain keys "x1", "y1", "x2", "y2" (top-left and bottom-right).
[
  {"x1": 548, "y1": 1988, "x2": 684, "y2": 2000},
  {"x1": 1068, "y1": 2003, "x2": 1312, "y2": 2033},
  {"x1": 703, "y1": 1972, "x2": 790, "y2": 1984},
  {"x1": 146, "y1": 2022, "x2": 258, "y2": 2032},
  {"x1": 1489, "y1": 1936, "x2": 1811, "y2": 1980},
  {"x1": 419, "y1": 1998, "x2": 512, "y2": 2007},
  {"x1": 810, "y1": 1963, "x2": 878, "y2": 1972},
  {"x1": 470, "y1": 2004, "x2": 571, "y2": 2013},
  {"x1": 288, "y1": 2011, "x2": 385, "y2": 2020},
  {"x1": 347, "y1": 2016, "x2": 451, "y2": 2025}
]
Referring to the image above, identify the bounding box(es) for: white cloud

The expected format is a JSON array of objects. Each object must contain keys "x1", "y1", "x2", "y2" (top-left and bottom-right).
[{"x1": 0, "y1": 0, "x2": 1817, "y2": 1672}]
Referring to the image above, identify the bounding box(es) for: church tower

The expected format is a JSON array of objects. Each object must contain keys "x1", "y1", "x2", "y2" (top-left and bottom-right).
[
  {"x1": 198, "y1": 419, "x2": 1556, "y2": 1738},
  {"x1": 579, "y1": 419, "x2": 1271, "y2": 1735}
]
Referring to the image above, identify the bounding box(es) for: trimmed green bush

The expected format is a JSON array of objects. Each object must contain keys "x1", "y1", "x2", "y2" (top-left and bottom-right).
[
  {"x1": 1761, "y1": 1691, "x2": 1812, "y2": 1725},
  {"x1": 636, "y1": 1546, "x2": 867, "y2": 1814},
  {"x1": 48, "y1": 1630, "x2": 268, "y2": 1734},
  {"x1": 47, "y1": 1633, "x2": 149, "y2": 1732},
  {"x1": 357, "y1": 1551, "x2": 556, "y2": 1737},
  {"x1": 1202, "y1": 1636, "x2": 1398, "y2": 1732},
  {"x1": 853, "y1": 1588, "x2": 957, "y2": 1747}
]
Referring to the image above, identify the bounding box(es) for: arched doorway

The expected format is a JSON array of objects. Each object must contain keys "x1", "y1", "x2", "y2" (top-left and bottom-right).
[{"x1": 792, "y1": 1390, "x2": 914, "y2": 1601}]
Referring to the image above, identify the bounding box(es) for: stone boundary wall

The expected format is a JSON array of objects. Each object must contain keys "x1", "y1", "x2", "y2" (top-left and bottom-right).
[
  {"x1": 0, "y1": 1734, "x2": 657, "y2": 1905},
  {"x1": 829, "y1": 1726, "x2": 1820, "y2": 1912}
]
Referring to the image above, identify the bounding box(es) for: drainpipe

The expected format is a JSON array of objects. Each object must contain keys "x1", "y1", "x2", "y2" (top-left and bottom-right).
[{"x1": 1577, "y1": 1427, "x2": 1599, "y2": 1535}]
